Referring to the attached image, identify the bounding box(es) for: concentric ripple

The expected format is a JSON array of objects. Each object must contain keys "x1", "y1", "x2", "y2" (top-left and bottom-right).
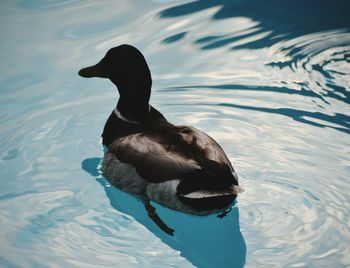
[{"x1": 1, "y1": 0, "x2": 349, "y2": 267}]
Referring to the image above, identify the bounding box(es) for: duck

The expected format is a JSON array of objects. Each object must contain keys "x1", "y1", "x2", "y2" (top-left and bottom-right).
[{"x1": 79, "y1": 44, "x2": 242, "y2": 235}]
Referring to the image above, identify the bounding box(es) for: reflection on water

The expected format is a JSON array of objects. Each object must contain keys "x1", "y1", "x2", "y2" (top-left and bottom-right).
[
  {"x1": 1, "y1": 0, "x2": 350, "y2": 267},
  {"x1": 82, "y1": 157, "x2": 246, "y2": 268},
  {"x1": 159, "y1": 0, "x2": 350, "y2": 49},
  {"x1": 166, "y1": 84, "x2": 350, "y2": 134}
]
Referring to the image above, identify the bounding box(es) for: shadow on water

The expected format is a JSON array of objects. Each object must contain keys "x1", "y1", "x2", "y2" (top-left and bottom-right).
[
  {"x1": 159, "y1": 0, "x2": 350, "y2": 51},
  {"x1": 82, "y1": 157, "x2": 247, "y2": 268}
]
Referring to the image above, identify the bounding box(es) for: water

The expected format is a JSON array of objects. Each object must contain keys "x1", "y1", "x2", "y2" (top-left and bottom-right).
[{"x1": 1, "y1": 0, "x2": 349, "y2": 267}]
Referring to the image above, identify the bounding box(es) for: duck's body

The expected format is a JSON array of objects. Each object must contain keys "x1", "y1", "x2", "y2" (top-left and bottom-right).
[
  {"x1": 101, "y1": 105, "x2": 239, "y2": 215},
  {"x1": 79, "y1": 44, "x2": 242, "y2": 234}
]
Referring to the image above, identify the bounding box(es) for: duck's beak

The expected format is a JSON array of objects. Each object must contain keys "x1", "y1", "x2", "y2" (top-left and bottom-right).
[{"x1": 78, "y1": 63, "x2": 107, "y2": 78}]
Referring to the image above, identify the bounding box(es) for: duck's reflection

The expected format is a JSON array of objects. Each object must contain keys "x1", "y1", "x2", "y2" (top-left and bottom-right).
[{"x1": 82, "y1": 157, "x2": 246, "y2": 268}]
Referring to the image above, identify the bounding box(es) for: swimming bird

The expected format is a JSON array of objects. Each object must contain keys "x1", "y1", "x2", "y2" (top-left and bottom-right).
[{"x1": 79, "y1": 44, "x2": 242, "y2": 235}]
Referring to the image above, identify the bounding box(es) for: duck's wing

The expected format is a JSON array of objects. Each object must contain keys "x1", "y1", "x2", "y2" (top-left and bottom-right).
[
  {"x1": 109, "y1": 125, "x2": 236, "y2": 183},
  {"x1": 108, "y1": 133, "x2": 201, "y2": 183},
  {"x1": 177, "y1": 126, "x2": 234, "y2": 172}
]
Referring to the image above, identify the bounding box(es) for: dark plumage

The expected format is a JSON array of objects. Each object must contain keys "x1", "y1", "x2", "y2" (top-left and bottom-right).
[{"x1": 79, "y1": 44, "x2": 242, "y2": 235}]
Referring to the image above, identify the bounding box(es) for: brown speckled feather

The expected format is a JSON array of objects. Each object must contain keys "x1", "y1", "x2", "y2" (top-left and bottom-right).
[{"x1": 108, "y1": 125, "x2": 233, "y2": 183}]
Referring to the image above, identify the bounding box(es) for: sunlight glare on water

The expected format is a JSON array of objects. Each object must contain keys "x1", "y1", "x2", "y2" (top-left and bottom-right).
[{"x1": 1, "y1": 0, "x2": 350, "y2": 267}]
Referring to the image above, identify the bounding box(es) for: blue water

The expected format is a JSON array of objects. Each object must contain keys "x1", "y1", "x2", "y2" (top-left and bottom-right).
[{"x1": 1, "y1": 0, "x2": 350, "y2": 267}]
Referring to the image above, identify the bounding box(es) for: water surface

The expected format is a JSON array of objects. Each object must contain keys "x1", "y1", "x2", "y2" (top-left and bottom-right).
[{"x1": 1, "y1": 0, "x2": 350, "y2": 267}]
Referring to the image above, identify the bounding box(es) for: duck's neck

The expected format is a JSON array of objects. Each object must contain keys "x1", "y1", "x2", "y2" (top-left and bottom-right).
[
  {"x1": 114, "y1": 103, "x2": 150, "y2": 124},
  {"x1": 116, "y1": 96, "x2": 150, "y2": 123}
]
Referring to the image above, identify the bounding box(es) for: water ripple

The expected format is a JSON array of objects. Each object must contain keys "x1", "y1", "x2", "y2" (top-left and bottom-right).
[{"x1": 1, "y1": 0, "x2": 349, "y2": 267}]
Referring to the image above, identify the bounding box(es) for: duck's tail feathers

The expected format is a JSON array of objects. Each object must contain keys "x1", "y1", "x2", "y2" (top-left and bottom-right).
[
  {"x1": 181, "y1": 185, "x2": 243, "y2": 199},
  {"x1": 176, "y1": 170, "x2": 243, "y2": 211},
  {"x1": 177, "y1": 189, "x2": 235, "y2": 211}
]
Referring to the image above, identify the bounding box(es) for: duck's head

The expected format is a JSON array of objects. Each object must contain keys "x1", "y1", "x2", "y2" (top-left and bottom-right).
[{"x1": 79, "y1": 44, "x2": 152, "y2": 121}]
